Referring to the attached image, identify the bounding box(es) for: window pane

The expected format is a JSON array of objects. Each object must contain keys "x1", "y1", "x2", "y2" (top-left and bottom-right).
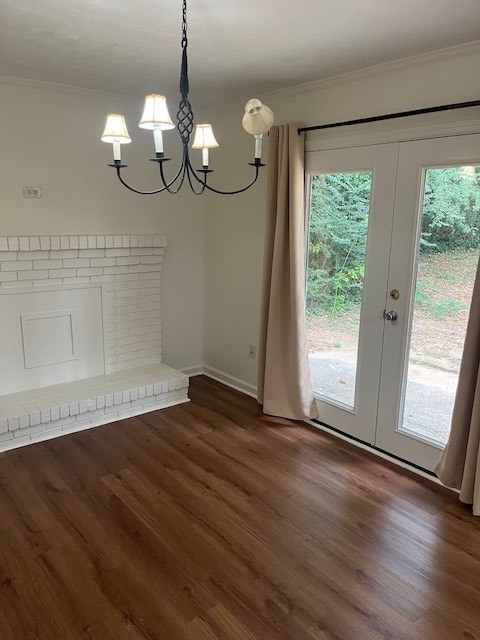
[
  {"x1": 306, "y1": 172, "x2": 372, "y2": 409},
  {"x1": 401, "y1": 166, "x2": 480, "y2": 445}
]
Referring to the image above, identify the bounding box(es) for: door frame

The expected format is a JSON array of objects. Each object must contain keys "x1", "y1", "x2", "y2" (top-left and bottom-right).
[{"x1": 306, "y1": 132, "x2": 480, "y2": 471}]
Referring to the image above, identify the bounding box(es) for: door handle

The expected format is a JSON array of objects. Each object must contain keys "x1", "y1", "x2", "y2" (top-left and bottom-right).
[{"x1": 383, "y1": 310, "x2": 398, "y2": 321}]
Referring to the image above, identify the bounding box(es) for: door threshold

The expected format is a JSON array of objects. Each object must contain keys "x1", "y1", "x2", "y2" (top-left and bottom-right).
[{"x1": 307, "y1": 418, "x2": 446, "y2": 487}]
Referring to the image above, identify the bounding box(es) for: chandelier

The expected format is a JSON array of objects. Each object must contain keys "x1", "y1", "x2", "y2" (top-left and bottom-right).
[{"x1": 101, "y1": 0, "x2": 274, "y2": 196}]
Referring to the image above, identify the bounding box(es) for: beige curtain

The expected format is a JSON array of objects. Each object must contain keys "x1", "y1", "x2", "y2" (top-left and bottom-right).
[
  {"x1": 257, "y1": 123, "x2": 318, "y2": 421},
  {"x1": 436, "y1": 257, "x2": 480, "y2": 515}
]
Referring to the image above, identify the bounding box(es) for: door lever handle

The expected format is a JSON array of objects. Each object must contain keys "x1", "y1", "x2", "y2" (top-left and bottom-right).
[{"x1": 384, "y1": 310, "x2": 398, "y2": 321}]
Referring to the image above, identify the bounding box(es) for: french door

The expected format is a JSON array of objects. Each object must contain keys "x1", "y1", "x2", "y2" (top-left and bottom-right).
[{"x1": 306, "y1": 134, "x2": 480, "y2": 471}]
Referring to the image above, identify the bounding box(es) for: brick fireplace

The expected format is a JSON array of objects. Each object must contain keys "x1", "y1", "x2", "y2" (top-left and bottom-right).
[{"x1": 0, "y1": 234, "x2": 189, "y2": 451}]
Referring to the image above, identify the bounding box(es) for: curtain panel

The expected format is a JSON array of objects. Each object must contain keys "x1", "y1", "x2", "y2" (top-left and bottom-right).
[
  {"x1": 257, "y1": 123, "x2": 318, "y2": 421},
  {"x1": 436, "y1": 256, "x2": 480, "y2": 516}
]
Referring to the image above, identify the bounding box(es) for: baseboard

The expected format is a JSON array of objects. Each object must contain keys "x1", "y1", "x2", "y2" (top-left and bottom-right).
[
  {"x1": 181, "y1": 365, "x2": 205, "y2": 377},
  {"x1": 202, "y1": 366, "x2": 257, "y2": 399},
  {"x1": 181, "y1": 364, "x2": 258, "y2": 400}
]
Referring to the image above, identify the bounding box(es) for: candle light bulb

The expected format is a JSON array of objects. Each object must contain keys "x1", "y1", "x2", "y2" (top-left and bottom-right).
[
  {"x1": 254, "y1": 134, "x2": 263, "y2": 160},
  {"x1": 153, "y1": 128, "x2": 164, "y2": 154},
  {"x1": 113, "y1": 141, "x2": 121, "y2": 161},
  {"x1": 202, "y1": 148, "x2": 209, "y2": 167}
]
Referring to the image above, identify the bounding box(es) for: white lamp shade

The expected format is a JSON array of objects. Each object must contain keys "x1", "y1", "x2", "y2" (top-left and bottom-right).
[
  {"x1": 139, "y1": 94, "x2": 175, "y2": 130},
  {"x1": 101, "y1": 114, "x2": 132, "y2": 143},
  {"x1": 191, "y1": 124, "x2": 219, "y2": 149},
  {"x1": 242, "y1": 98, "x2": 274, "y2": 135}
]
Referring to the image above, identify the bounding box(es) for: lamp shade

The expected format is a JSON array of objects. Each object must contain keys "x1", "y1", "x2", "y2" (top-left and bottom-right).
[
  {"x1": 139, "y1": 94, "x2": 175, "y2": 130},
  {"x1": 101, "y1": 114, "x2": 132, "y2": 143},
  {"x1": 191, "y1": 124, "x2": 219, "y2": 149},
  {"x1": 242, "y1": 98, "x2": 274, "y2": 135}
]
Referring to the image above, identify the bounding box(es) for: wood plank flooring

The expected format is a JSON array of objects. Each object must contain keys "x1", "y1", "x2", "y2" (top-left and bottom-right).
[{"x1": 0, "y1": 375, "x2": 479, "y2": 640}]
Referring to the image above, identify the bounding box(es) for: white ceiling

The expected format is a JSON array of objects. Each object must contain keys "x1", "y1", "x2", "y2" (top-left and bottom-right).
[{"x1": 1, "y1": 0, "x2": 480, "y2": 106}]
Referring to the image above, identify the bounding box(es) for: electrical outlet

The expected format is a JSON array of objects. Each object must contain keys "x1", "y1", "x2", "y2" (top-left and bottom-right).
[
  {"x1": 23, "y1": 186, "x2": 43, "y2": 198},
  {"x1": 248, "y1": 343, "x2": 256, "y2": 359}
]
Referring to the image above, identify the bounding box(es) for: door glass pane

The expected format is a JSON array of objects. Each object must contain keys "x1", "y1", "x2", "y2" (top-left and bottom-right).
[
  {"x1": 401, "y1": 165, "x2": 480, "y2": 445},
  {"x1": 306, "y1": 171, "x2": 372, "y2": 408}
]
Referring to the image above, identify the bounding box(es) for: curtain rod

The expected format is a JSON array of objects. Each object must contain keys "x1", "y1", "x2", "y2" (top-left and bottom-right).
[{"x1": 298, "y1": 99, "x2": 480, "y2": 134}]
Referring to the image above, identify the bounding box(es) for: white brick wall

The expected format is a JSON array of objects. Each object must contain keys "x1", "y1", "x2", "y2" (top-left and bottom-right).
[{"x1": 0, "y1": 235, "x2": 166, "y2": 374}]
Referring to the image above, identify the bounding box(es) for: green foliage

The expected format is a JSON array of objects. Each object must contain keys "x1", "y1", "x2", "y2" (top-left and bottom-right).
[
  {"x1": 413, "y1": 277, "x2": 429, "y2": 306},
  {"x1": 306, "y1": 166, "x2": 480, "y2": 317},
  {"x1": 421, "y1": 167, "x2": 480, "y2": 253},
  {"x1": 429, "y1": 298, "x2": 466, "y2": 318},
  {"x1": 306, "y1": 171, "x2": 370, "y2": 315},
  {"x1": 415, "y1": 279, "x2": 467, "y2": 319}
]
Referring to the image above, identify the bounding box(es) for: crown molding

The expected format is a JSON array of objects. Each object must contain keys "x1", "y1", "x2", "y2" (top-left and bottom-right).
[
  {"x1": 209, "y1": 40, "x2": 480, "y2": 117},
  {"x1": 0, "y1": 75, "x2": 139, "y2": 103},
  {"x1": 263, "y1": 40, "x2": 480, "y2": 102}
]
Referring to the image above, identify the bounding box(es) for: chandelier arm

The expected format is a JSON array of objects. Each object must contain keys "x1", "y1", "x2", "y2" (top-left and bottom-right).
[
  {"x1": 185, "y1": 161, "x2": 208, "y2": 196},
  {"x1": 114, "y1": 166, "x2": 171, "y2": 195},
  {"x1": 156, "y1": 154, "x2": 185, "y2": 190},
  {"x1": 112, "y1": 154, "x2": 187, "y2": 195},
  {"x1": 185, "y1": 153, "x2": 262, "y2": 195},
  {"x1": 201, "y1": 164, "x2": 262, "y2": 196},
  {"x1": 157, "y1": 150, "x2": 189, "y2": 194},
  {"x1": 185, "y1": 154, "x2": 209, "y2": 194}
]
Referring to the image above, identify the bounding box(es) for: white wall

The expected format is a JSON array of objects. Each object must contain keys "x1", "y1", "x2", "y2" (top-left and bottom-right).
[
  {"x1": 2, "y1": 42, "x2": 480, "y2": 392},
  {"x1": 204, "y1": 43, "x2": 480, "y2": 392},
  {"x1": 0, "y1": 79, "x2": 204, "y2": 372}
]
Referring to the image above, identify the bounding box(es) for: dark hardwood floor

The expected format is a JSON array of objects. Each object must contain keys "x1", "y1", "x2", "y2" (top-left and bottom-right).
[{"x1": 0, "y1": 375, "x2": 479, "y2": 639}]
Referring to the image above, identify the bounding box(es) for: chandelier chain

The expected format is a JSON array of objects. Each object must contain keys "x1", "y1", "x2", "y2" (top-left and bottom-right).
[
  {"x1": 177, "y1": 0, "x2": 192, "y2": 144},
  {"x1": 181, "y1": 0, "x2": 188, "y2": 49}
]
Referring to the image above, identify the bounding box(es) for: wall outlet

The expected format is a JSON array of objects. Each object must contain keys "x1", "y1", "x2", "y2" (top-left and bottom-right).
[
  {"x1": 248, "y1": 343, "x2": 256, "y2": 359},
  {"x1": 23, "y1": 186, "x2": 43, "y2": 198}
]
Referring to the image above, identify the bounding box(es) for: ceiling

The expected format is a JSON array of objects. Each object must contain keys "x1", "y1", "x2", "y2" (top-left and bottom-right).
[{"x1": 1, "y1": 0, "x2": 479, "y2": 107}]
